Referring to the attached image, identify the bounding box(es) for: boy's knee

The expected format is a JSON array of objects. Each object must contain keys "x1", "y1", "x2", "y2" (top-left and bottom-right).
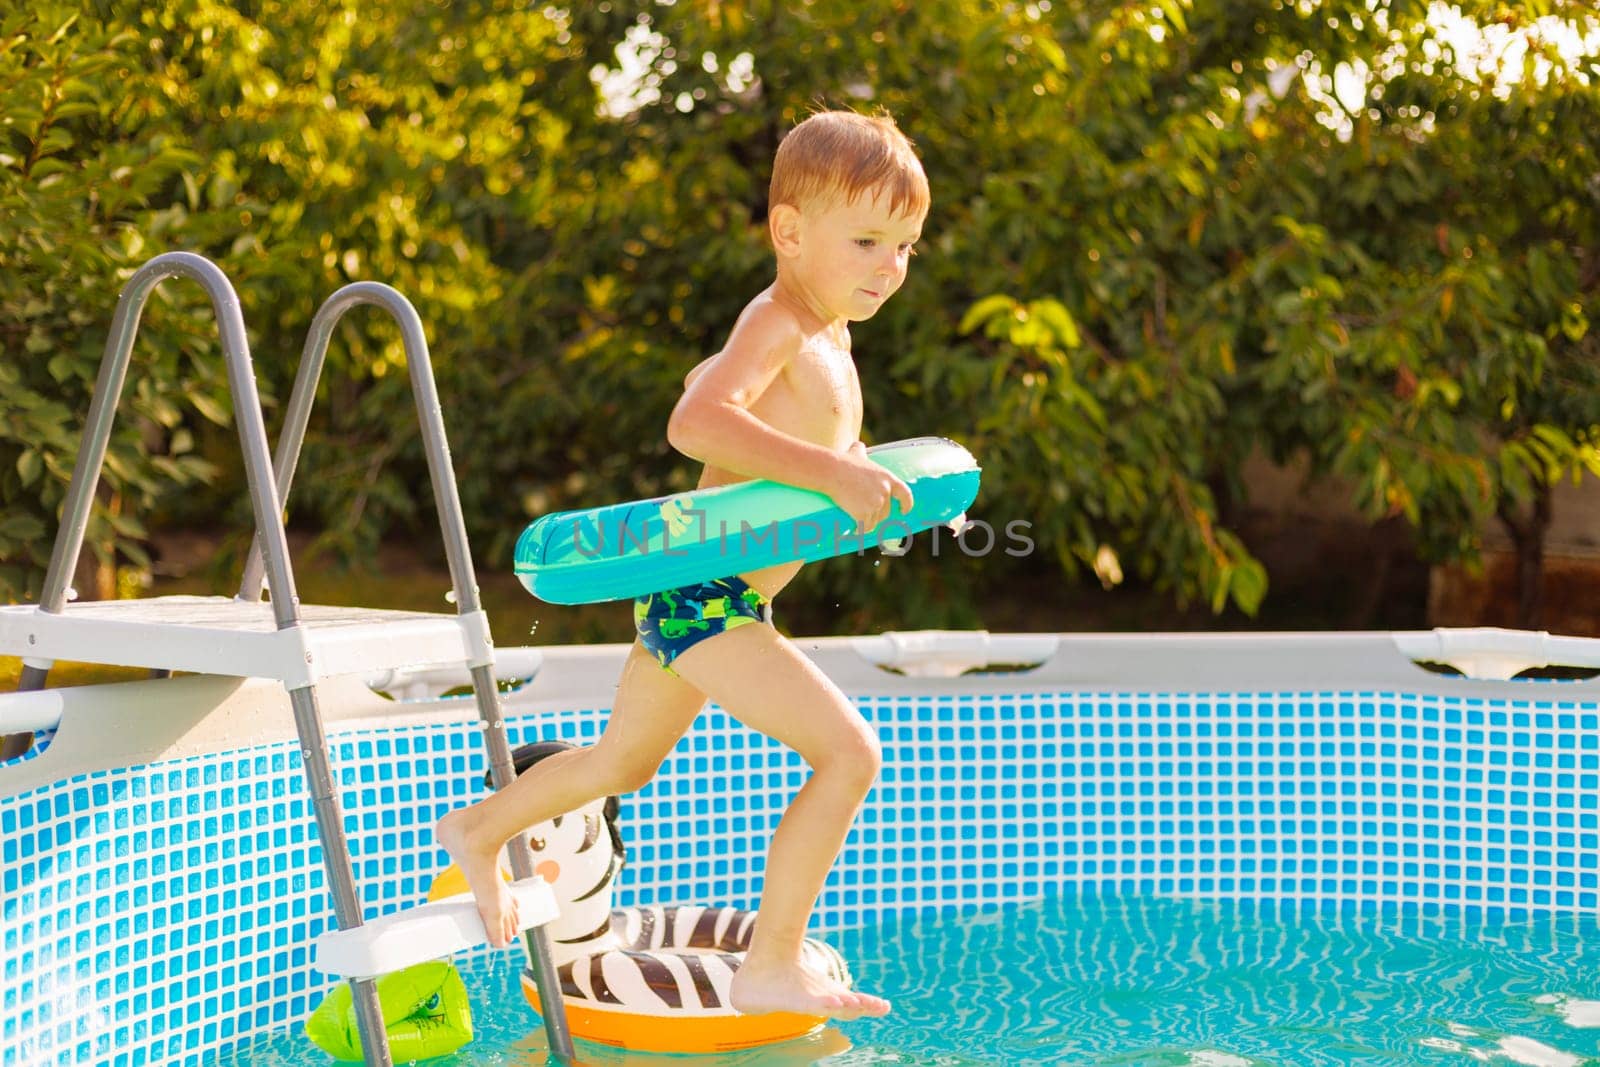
[
  {"x1": 857, "y1": 729, "x2": 884, "y2": 775},
  {"x1": 821, "y1": 725, "x2": 882, "y2": 787}
]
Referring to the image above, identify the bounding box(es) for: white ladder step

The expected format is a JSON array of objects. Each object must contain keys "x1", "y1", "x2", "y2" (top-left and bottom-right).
[
  {"x1": 314, "y1": 878, "x2": 559, "y2": 979},
  {"x1": 0, "y1": 595, "x2": 493, "y2": 686}
]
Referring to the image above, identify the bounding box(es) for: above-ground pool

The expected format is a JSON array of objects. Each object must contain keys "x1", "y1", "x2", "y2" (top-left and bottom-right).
[{"x1": 4, "y1": 629, "x2": 1599, "y2": 1065}]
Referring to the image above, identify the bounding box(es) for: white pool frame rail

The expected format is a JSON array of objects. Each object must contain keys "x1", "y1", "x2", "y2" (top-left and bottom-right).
[
  {"x1": 366, "y1": 625, "x2": 1600, "y2": 702},
  {"x1": 847, "y1": 626, "x2": 1600, "y2": 683},
  {"x1": 9, "y1": 625, "x2": 1600, "y2": 741}
]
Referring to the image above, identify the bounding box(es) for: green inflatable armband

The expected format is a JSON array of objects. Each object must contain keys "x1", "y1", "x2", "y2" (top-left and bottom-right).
[{"x1": 305, "y1": 960, "x2": 473, "y2": 1062}]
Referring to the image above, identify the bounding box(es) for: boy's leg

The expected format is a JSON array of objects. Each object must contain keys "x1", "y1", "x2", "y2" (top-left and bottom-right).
[
  {"x1": 669, "y1": 623, "x2": 891, "y2": 1020},
  {"x1": 437, "y1": 640, "x2": 707, "y2": 947}
]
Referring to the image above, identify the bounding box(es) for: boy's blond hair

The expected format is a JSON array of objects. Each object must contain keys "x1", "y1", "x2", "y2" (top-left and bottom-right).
[{"x1": 769, "y1": 109, "x2": 929, "y2": 219}]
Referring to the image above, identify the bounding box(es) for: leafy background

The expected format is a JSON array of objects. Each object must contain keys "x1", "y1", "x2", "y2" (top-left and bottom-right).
[{"x1": 2, "y1": 0, "x2": 1597, "y2": 657}]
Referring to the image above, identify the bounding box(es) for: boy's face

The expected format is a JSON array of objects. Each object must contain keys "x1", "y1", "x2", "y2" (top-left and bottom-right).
[{"x1": 784, "y1": 189, "x2": 926, "y2": 323}]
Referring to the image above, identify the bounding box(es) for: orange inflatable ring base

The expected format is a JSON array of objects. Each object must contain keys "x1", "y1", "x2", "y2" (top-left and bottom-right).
[{"x1": 520, "y1": 973, "x2": 825, "y2": 1054}]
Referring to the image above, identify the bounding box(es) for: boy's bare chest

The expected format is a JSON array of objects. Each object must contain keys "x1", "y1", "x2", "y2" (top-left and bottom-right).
[{"x1": 755, "y1": 344, "x2": 862, "y2": 446}]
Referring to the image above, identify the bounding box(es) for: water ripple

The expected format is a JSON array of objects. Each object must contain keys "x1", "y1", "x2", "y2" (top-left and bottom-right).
[
  {"x1": 205, "y1": 895, "x2": 1600, "y2": 1067},
  {"x1": 831, "y1": 896, "x2": 1600, "y2": 1066}
]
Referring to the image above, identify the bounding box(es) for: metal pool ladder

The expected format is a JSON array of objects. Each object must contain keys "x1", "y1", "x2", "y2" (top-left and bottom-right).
[{"x1": 0, "y1": 252, "x2": 574, "y2": 1066}]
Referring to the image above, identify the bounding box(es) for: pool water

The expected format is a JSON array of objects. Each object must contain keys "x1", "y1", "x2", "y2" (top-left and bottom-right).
[{"x1": 209, "y1": 894, "x2": 1600, "y2": 1066}]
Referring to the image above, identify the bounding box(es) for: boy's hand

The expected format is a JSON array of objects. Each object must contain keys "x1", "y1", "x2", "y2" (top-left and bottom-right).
[{"x1": 829, "y1": 442, "x2": 914, "y2": 533}]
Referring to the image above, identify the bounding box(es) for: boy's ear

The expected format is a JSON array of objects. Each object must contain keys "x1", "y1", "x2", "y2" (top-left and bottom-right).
[{"x1": 769, "y1": 203, "x2": 802, "y2": 257}]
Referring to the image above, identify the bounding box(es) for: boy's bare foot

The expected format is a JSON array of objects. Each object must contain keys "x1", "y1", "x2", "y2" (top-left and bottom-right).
[
  {"x1": 435, "y1": 808, "x2": 520, "y2": 948},
  {"x1": 729, "y1": 957, "x2": 891, "y2": 1021}
]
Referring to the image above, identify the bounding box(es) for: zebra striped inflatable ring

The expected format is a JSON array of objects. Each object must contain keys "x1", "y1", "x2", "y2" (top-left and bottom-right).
[
  {"x1": 435, "y1": 741, "x2": 861, "y2": 1052},
  {"x1": 520, "y1": 902, "x2": 850, "y2": 1053}
]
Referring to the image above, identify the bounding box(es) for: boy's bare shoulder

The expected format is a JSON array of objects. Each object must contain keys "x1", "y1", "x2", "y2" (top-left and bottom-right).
[
  {"x1": 684, "y1": 290, "x2": 807, "y2": 388},
  {"x1": 729, "y1": 289, "x2": 808, "y2": 353}
]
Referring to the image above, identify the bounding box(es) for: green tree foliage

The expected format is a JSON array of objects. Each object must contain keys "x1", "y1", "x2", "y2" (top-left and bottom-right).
[
  {"x1": 942, "y1": 0, "x2": 1600, "y2": 617},
  {"x1": 1202, "y1": 2, "x2": 1600, "y2": 626},
  {"x1": 0, "y1": 8, "x2": 230, "y2": 599},
  {"x1": 125, "y1": 0, "x2": 571, "y2": 561},
  {"x1": 1, "y1": 1, "x2": 1596, "y2": 632}
]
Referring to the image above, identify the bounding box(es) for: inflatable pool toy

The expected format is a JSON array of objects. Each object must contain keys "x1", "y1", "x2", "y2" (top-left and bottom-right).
[
  {"x1": 304, "y1": 960, "x2": 473, "y2": 1061},
  {"x1": 514, "y1": 436, "x2": 980, "y2": 604},
  {"x1": 508, "y1": 742, "x2": 849, "y2": 1051},
  {"x1": 525, "y1": 902, "x2": 848, "y2": 1054},
  {"x1": 515, "y1": 436, "x2": 979, "y2": 605},
  {"x1": 425, "y1": 861, "x2": 510, "y2": 903},
  {"x1": 305, "y1": 961, "x2": 473, "y2": 1060},
  {"x1": 427, "y1": 741, "x2": 852, "y2": 1053}
]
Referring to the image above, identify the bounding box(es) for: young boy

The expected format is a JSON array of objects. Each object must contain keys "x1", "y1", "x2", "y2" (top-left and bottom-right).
[{"x1": 437, "y1": 109, "x2": 928, "y2": 1021}]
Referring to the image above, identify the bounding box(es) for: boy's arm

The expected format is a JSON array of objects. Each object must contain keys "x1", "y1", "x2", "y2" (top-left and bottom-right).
[
  {"x1": 667, "y1": 305, "x2": 911, "y2": 530},
  {"x1": 667, "y1": 303, "x2": 838, "y2": 492}
]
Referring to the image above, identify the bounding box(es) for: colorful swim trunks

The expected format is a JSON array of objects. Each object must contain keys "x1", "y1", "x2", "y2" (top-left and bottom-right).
[{"x1": 634, "y1": 576, "x2": 771, "y2": 673}]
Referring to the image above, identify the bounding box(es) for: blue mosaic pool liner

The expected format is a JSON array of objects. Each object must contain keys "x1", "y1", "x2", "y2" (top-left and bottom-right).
[{"x1": 3, "y1": 688, "x2": 1597, "y2": 1066}]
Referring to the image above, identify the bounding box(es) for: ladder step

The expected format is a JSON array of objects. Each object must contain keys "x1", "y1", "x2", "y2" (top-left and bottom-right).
[
  {"x1": 0, "y1": 595, "x2": 492, "y2": 685},
  {"x1": 314, "y1": 879, "x2": 559, "y2": 979}
]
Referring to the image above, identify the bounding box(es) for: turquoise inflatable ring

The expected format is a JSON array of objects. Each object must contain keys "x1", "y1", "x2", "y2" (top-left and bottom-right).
[{"x1": 514, "y1": 437, "x2": 981, "y2": 605}]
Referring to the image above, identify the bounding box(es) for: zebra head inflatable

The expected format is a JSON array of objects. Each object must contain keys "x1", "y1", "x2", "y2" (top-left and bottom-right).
[{"x1": 499, "y1": 740, "x2": 626, "y2": 960}]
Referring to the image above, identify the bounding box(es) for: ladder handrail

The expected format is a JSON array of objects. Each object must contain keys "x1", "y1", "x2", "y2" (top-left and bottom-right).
[
  {"x1": 39, "y1": 252, "x2": 304, "y2": 631},
  {"x1": 237, "y1": 282, "x2": 481, "y2": 617},
  {"x1": 236, "y1": 279, "x2": 524, "y2": 814},
  {"x1": 236, "y1": 281, "x2": 576, "y2": 1061}
]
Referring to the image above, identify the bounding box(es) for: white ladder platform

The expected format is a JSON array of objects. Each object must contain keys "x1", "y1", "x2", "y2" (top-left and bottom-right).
[
  {"x1": 0, "y1": 595, "x2": 493, "y2": 687},
  {"x1": 314, "y1": 878, "x2": 559, "y2": 979}
]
